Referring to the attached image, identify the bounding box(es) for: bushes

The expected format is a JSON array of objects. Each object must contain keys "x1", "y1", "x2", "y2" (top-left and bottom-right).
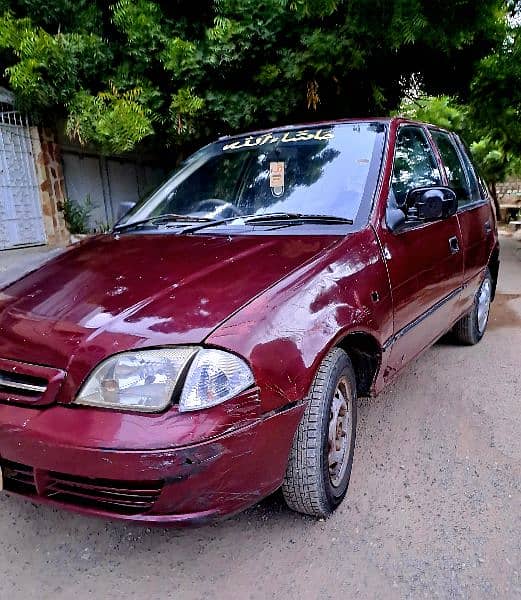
[{"x1": 62, "y1": 197, "x2": 91, "y2": 234}]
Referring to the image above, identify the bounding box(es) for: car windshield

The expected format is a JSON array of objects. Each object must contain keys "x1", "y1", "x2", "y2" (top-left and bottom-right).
[{"x1": 119, "y1": 122, "x2": 386, "y2": 229}]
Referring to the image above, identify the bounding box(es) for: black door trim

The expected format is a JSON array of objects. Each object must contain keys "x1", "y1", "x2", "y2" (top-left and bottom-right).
[{"x1": 383, "y1": 285, "x2": 463, "y2": 351}]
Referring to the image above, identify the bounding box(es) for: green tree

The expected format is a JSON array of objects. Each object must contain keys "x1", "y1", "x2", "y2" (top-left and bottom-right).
[
  {"x1": 398, "y1": 85, "x2": 521, "y2": 214},
  {"x1": 470, "y1": 22, "x2": 521, "y2": 157},
  {"x1": 0, "y1": 0, "x2": 508, "y2": 154}
]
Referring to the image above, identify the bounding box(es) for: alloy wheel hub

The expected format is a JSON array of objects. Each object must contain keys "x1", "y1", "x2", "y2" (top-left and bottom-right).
[{"x1": 477, "y1": 278, "x2": 492, "y2": 334}]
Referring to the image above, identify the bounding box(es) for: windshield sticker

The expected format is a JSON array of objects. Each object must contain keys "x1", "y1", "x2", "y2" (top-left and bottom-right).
[
  {"x1": 269, "y1": 161, "x2": 285, "y2": 196},
  {"x1": 222, "y1": 129, "x2": 334, "y2": 151}
]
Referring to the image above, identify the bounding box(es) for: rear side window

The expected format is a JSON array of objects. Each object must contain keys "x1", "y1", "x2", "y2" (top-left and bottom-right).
[
  {"x1": 430, "y1": 130, "x2": 480, "y2": 207},
  {"x1": 454, "y1": 137, "x2": 486, "y2": 201},
  {"x1": 391, "y1": 126, "x2": 441, "y2": 206}
]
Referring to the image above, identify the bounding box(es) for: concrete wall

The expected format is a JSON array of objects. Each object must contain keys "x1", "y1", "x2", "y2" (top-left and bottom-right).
[
  {"x1": 497, "y1": 177, "x2": 521, "y2": 207},
  {"x1": 31, "y1": 127, "x2": 167, "y2": 242},
  {"x1": 61, "y1": 151, "x2": 166, "y2": 230},
  {"x1": 497, "y1": 177, "x2": 521, "y2": 221}
]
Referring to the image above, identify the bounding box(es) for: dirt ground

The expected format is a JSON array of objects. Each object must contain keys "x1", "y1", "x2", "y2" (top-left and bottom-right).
[{"x1": 0, "y1": 235, "x2": 519, "y2": 600}]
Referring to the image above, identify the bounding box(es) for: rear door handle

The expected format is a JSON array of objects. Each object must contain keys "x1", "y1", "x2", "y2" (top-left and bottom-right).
[
  {"x1": 449, "y1": 236, "x2": 460, "y2": 254},
  {"x1": 484, "y1": 220, "x2": 492, "y2": 235}
]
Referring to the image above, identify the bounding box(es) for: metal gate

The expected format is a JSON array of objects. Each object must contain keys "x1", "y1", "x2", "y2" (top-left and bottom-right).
[{"x1": 0, "y1": 106, "x2": 46, "y2": 250}]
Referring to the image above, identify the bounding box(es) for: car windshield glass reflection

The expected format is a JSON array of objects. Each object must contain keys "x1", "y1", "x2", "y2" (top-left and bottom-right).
[{"x1": 119, "y1": 123, "x2": 385, "y2": 229}]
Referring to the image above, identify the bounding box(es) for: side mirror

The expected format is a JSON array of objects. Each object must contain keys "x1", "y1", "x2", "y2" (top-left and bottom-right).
[{"x1": 406, "y1": 187, "x2": 457, "y2": 221}]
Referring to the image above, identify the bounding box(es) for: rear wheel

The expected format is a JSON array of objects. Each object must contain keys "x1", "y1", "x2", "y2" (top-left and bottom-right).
[
  {"x1": 282, "y1": 348, "x2": 357, "y2": 518},
  {"x1": 453, "y1": 268, "x2": 493, "y2": 345}
]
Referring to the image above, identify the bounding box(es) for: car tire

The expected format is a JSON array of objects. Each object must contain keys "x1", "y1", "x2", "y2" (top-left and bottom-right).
[
  {"x1": 282, "y1": 347, "x2": 357, "y2": 518},
  {"x1": 453, "y1": 267, "x2": 493, "y2": 345}
]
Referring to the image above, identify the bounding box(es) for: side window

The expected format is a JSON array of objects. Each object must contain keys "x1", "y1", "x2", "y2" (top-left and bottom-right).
[
  {"x1": 454, "y1": 137, "x2": 484, "y2": 202},
  {"x1": 391, "y1": 127, "x2": 441, "y2": 206},
  {"x1": 430, "y1": 130, "x2": 478, "y2": 207}
]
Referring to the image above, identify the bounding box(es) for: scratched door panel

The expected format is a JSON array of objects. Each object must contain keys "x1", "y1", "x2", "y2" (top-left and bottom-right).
[{"x1": 378, "y1": 215, "x2": 464, "y2": 376}]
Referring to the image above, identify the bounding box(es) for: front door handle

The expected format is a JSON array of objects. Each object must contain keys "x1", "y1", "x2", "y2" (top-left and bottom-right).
[
  {"x1": 484, "y1": 220, "x2": 492, "y2": 235},
  {"x1": 449, "y1": 236, "x2": 460, "y2": 254}
]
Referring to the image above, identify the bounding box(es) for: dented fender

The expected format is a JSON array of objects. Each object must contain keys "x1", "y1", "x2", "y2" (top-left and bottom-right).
[{"x1": 207, "y1": 226, "x2": 393, "y2": 411}]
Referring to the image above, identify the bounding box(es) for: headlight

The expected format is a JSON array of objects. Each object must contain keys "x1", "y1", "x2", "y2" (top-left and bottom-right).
[
  {"x1": 74, "y1": 347, "x2": 254, "y2": 413},
  {"x1": 179, "y1": 349, "x2": 254, "y2": 412},
  {"x1": 75, "y1": 348, "x2": 197, "y2": 412}
]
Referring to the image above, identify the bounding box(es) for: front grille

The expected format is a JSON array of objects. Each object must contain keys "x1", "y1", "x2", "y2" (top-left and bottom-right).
[
  {"x1": 0, "y1": 358, "x2": 65, "y2": 406},
  {"x1": 45, "y1": 472, "x2": 163, "y2": 515},
  {"x1": 0, "y1": 370, "x2": 47, "y2": 398},
  {"x1": 1, "y1": 460, "x2": 162, "y2": 516},
  {"x1": 2, "y1": 460, "x2": 37, "y2": 494}
]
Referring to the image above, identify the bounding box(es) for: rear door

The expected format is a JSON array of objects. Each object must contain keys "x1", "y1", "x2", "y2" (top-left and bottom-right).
[
  {"x1": 377, "y1": 125, "x2": 464, "y2": 378},
  {"x1": 428, "y1": 129, "x2": 496, "y2": 316}
]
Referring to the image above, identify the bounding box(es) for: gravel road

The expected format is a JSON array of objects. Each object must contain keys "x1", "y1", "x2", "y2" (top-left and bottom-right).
[{"x1": 1, "y1": 235, "x2": 519, "y2": 600}]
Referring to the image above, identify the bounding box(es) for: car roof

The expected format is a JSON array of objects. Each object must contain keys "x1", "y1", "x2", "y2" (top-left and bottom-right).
[{"x1": 217, "y1": 116, "x2": 450, "y2": 141}]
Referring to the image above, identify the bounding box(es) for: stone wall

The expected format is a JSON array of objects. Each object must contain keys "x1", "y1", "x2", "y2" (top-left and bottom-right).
[
  {"x1": 497, "y1": 177, "x2": 521, "y2": 208},
  {"x1": 31, "y1": 127, "x2": 69, "y2": 246}
]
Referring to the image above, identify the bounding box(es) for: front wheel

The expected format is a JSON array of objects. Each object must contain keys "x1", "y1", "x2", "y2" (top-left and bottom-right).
[
  {"x1": 453, "y1": 268, "x2": 493, "y2": 345},
  {"x1": 282, "y1": 348, "x2": 357, "y2": 518}
]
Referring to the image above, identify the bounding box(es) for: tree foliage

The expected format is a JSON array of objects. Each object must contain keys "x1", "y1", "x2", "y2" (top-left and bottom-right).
[
  {"x1": 0, "y1": 0, "x2": 509, "y2": 155},
  {"x1": 397, "y1": 94, "x2": 510, "y2": 210},
  {"x1": 398, "y1": 44, "x2": 521, "y2": 199},
  {"x1": 471, "y1": 23, "x2": 521, "y2": 157}
]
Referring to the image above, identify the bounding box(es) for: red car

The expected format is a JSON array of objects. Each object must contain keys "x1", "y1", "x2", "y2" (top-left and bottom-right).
[{"x1": 0, "y1": 118, "x2": 498, "y2": 525}]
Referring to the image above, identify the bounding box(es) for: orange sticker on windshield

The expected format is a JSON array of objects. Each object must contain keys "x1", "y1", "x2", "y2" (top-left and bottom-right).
[{"x1": 270, "y1": 161, "x2": 285, "y2": 189}]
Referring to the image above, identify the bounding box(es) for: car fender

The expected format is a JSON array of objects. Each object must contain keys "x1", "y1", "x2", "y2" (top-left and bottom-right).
[{"x1": 206, "y1": 227, "x2": 393, "y2": 412}]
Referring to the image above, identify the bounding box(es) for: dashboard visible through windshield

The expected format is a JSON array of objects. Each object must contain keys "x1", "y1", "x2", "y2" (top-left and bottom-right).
[{"x1": 118, "y1": 122, "x2": 386, "y2": 233}]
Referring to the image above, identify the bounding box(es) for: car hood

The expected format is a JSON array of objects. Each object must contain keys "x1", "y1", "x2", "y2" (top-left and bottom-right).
[{"x1": 0, "y1": 233, "x2": 340, "y2": 370}]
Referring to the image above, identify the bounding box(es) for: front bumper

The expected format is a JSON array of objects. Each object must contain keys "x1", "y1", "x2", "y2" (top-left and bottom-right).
[{"x1": 0, "y1": 402, "x2": 305, "y2": 526}]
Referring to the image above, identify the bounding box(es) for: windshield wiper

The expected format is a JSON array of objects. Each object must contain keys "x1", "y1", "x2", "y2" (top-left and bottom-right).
[
  {"x1": 115, "y1": 211, "x2": 354, "y2": 236},
  {"x1": 243, "y1": 213, "x2": 353, "y2": 225},
  {"x1": 178, "y1": 212, "x2": 353, "y2": 234},
  {"x1": 114, "y1": 213, "x2": 215, "y2": 232}
]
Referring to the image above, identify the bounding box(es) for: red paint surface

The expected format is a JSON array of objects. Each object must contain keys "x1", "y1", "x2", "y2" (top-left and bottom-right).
[{"x1": 0, "y1": 117, "x2": 498, "y2": 525}]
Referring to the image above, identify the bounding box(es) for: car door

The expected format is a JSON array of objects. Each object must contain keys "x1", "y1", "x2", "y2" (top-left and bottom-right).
[
  {"x1": 376, "y1": 125, "x2": 464, "y2": 380},
  {"x1": 428, "y1": 129, "x2": 496, "y2": 315}
]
